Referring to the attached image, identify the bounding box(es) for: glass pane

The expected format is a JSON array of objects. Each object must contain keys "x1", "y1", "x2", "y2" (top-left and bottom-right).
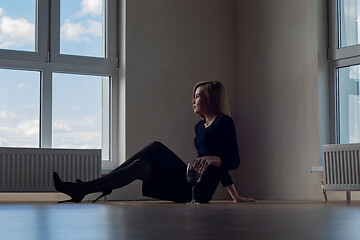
[
  {"x1": 338, "y1": 0, "x2": 360, "y2": 48},
  {"x1": 338, "y1": 65, "x2": 360, "y2": 143},
  {"x1": 0, "y1": 0, "x2": 36, "y2": 52},
  {"x1": 60, "y1": 0, "x2": 105, "y2": 58},
  {"x1": 52, "y1": 73, "x2": 110, "y2": 160},
  {"x1": 0, "y1": 69, "x2": 40, "y2": 147}
]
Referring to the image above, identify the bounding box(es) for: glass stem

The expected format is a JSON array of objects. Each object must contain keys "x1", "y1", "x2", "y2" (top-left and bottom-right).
[{"x1": 192, "y1": 186, "x2": 195, "y2": 203}]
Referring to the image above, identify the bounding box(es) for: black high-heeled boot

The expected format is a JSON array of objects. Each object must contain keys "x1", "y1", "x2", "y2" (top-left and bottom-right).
[
  {"x1": 57, "y1": 159, "x2": 148, "y2": 203},
  {"x1": 53, "y1": 172, "x2": 87, "y2": 203}
]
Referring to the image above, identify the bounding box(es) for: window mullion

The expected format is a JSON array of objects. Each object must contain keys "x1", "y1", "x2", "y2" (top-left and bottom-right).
[
  {"x1": 40, "y1": 68, "x2": 52, "y2": 148},
  {"x1": 49, "y1": 0, "x2": 60, "y2": 62},
  {"x1": 37, "y1": 0, "x2": 49, "y2": 60},
  {"x1": 38, "y1": 0, "x2": 52, "y2": 148}
]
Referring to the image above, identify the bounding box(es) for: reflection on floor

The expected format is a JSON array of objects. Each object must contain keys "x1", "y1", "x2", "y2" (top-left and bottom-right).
[{"x1": 1, "y1": 200, "x2": 360, "y2": 240}]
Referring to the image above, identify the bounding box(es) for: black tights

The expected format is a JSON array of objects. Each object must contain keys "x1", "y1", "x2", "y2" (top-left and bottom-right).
[{"x1": 79, "y1": 141, "x2": 165, "y2": 195}]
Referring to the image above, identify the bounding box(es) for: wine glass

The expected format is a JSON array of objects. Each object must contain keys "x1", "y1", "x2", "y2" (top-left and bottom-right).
[{"x1": 186, "y1": 163, "x2": 202, "y2": 204}]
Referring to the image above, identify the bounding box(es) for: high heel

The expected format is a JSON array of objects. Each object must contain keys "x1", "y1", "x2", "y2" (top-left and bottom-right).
[
  {"x1": 75, "y1": 178, "x2": 112, "y2": 203},
  {"x1": 53, "y1": 172, "x2": 86, "y2": 203},
  {"x1": 73, "y1": 178, "x2": 111, "y2": 203},
  {"x1": 93, "y1": 189, "x2": 112, "y2": 203}
]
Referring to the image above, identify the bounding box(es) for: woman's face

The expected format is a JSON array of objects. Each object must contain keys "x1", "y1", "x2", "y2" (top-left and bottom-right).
[{"x1": 192, "y1": 86, "x2": 210, "y2": 116}]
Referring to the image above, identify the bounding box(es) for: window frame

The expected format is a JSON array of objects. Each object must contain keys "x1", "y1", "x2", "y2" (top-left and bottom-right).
[
  {"x1": 50, "y1": 0, "x2": 118, "y2": 68},
  {"x1": 329, "y1": 0, "x2": 360, "y2": 60},
  {"x1": 329, "y1": 0, "x2": 360, "y2": 144},
  {"x1": 0, "y1": 0, "x2": 48, "y2": 62},
  {"x1": 0, "y1": 0, "x2": 120, "y2": 171}
]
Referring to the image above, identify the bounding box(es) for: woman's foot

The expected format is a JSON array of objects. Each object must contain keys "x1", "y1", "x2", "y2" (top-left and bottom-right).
[{"x1": 53, "y1": 172, "x2": 86, "y2": 203}]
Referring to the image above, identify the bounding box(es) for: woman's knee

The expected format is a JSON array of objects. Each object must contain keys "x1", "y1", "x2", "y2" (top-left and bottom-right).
[
  {"x1": 150, "y1": 141, "x2": 164, "y2": 149},
  {"x1": 146, "y1": 141, "x2": 168, "y2": 153},
  {"x1": 132, "y1": 159, "x2": 150, "y2": 170}
]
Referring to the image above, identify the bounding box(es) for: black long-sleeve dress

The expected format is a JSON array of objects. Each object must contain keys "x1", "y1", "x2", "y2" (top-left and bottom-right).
[{"x1": 142, "y1": 114, "x2": 240, "y2": 203}]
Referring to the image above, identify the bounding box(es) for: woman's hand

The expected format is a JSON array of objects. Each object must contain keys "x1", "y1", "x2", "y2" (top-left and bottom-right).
[
  {"x1": 226, "y1": 184, "x2": 257, "y2": 203},
  {"x1": 233, "y1": 196, "x2": 257, "y2": 203},
  {"x1": 190, "y1": 156, "x2": 222, "y2": 174}
]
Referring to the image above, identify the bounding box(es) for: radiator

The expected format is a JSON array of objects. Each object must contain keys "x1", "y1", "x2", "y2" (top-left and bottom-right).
[
  {"x1": 322, "y1": 143, "x2": 360, "y2": 202},
  {"x1": 0, "y1": 147, "x2": 101, "y2": 192}
]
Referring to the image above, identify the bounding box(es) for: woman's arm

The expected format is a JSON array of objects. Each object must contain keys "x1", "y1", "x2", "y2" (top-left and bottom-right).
[
  {"x1": 193, "y1": 158, "x2": 256, "y2": 202},
  {"x1": 225, "y1": 184, "x2": 256, "y2": 202}
]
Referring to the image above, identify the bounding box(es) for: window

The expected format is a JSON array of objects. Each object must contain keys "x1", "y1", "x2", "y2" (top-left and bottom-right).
[
  {"x1": 60, "y1": 0, "x2": 105, "y2": 57},
  {"x1": 338, "y1": 0, "x2": 360, "y2": 48},
  {"x1": 330, "y1": 0, "x2": 360, "y2": 144},
  {"x1": 0, "y1": 0, "x2": 119, "y2": 169},
  {"x1": 52, "y1": 73, "x2": 110, "y2": 160},
  {"x1": 337, "y1": 65, "x2": 360, "y2": 143},
  {"x1": 0, "y1": 0, "x2": 36, "y2": 52},
  {"x1": 0, "y1": 69, "x2": 40, "y2": 147}
]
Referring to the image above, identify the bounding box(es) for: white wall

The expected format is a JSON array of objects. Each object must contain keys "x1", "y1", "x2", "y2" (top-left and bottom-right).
[{"x1": 234, "y1": 0, "x2": 323, "y2": 200}]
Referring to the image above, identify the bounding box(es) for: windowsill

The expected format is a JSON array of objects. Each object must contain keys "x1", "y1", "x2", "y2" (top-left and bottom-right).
[{"x1": 311, "y1": 166, "x2": 323, "y2": 173}]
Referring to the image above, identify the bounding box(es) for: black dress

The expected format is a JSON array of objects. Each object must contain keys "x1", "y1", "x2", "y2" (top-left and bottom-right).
[{"x1": 142, "y1": 114, "x2": 240, "y2": 203}]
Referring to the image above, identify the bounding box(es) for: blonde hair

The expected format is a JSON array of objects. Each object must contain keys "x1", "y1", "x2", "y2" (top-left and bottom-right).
[{"x1": 192, "y1": 81, "x2": 230, "y2": 118}]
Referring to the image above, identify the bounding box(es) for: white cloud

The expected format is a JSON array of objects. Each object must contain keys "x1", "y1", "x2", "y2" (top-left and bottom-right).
[
  {"x1": 0, "y1": 8, "x2": 3, "y2": 16},
  {"x1": 70, "y1": 117, "x2": 97, "y2": 127},
  {"x1": 0, "y1": 126, "x2": 14, "y2": 134},
  {"x1": 0, "y1": 119, "x2": 39, "y2": 147},
  {"x1": 58, "y1": 144, "x2": 99, "y2": 149},
  {"x1": 0, "y1": 138, "x2": 9, "y2": 146},
  {"x1": 25, "y1": 104, "x2": 39, "y2": 110},
  {"x1": 0, "y1": 16, "x2": 35, "y2": 48},
  {"x1": 86, "y1": 20, "x2": 102, "y2": 37},
  {"x1": 61, "y1": 19, "x2": 102, "y2": 42},
  {"x1": 83, "y1": 118, "x2": 95, "y2": 126},
  {"x1": 58, "y1": 131, "x2": 100, "y2": 138},
  {"x1": 53, "y1": 121, "x2": 72, "y2": 131},
  {"x1": 16, "y1": 119, "x2": 39, "y2": 137},
  {"x1": 54, "y1": 131, "x2": 101, "y2": 149},
  {"x1": 78, "y1": 0, "x2": 102, "y2": 17},
  {"x1": 0, "y1": 110, "x2": 16, "y2": 119},
  {"x1": 17, "y1": 83, "x2": 25, "y2": 88},
  {"x1": 61, "y1": 20, "x2": 85, "y2": 42}
]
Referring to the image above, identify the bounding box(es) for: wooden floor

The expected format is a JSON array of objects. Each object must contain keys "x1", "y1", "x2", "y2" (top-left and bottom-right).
[{"x1": 1, "y1": 200, "x2": 360, "y2": 240}]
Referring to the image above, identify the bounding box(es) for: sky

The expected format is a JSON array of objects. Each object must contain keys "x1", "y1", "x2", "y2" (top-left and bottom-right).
[{"x1": 0, "y1": 0, "x2": 105, "y2": 149}]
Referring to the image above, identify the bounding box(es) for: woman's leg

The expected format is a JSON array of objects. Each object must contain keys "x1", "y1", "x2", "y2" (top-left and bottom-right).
[
  {"x1": 83, "y1": 159, "x2": 151, "y2": 193},
  {"x1": 108, "y1": 141, "x2": 168, "y2": 173},
  {"x1": 75, "y1": 141, "x2": 165, "y2": 182},
  {"x1": 54, "y1": 141, "x2": 167, "y2": 202},
  {"x1": 88, "y1": 141, "x2": 171, "y2": 190}
]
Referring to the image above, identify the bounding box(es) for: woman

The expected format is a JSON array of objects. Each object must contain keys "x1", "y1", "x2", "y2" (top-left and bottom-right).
[{"x1": 53, "y1": 81, "x2": 255, "y2": 203}]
